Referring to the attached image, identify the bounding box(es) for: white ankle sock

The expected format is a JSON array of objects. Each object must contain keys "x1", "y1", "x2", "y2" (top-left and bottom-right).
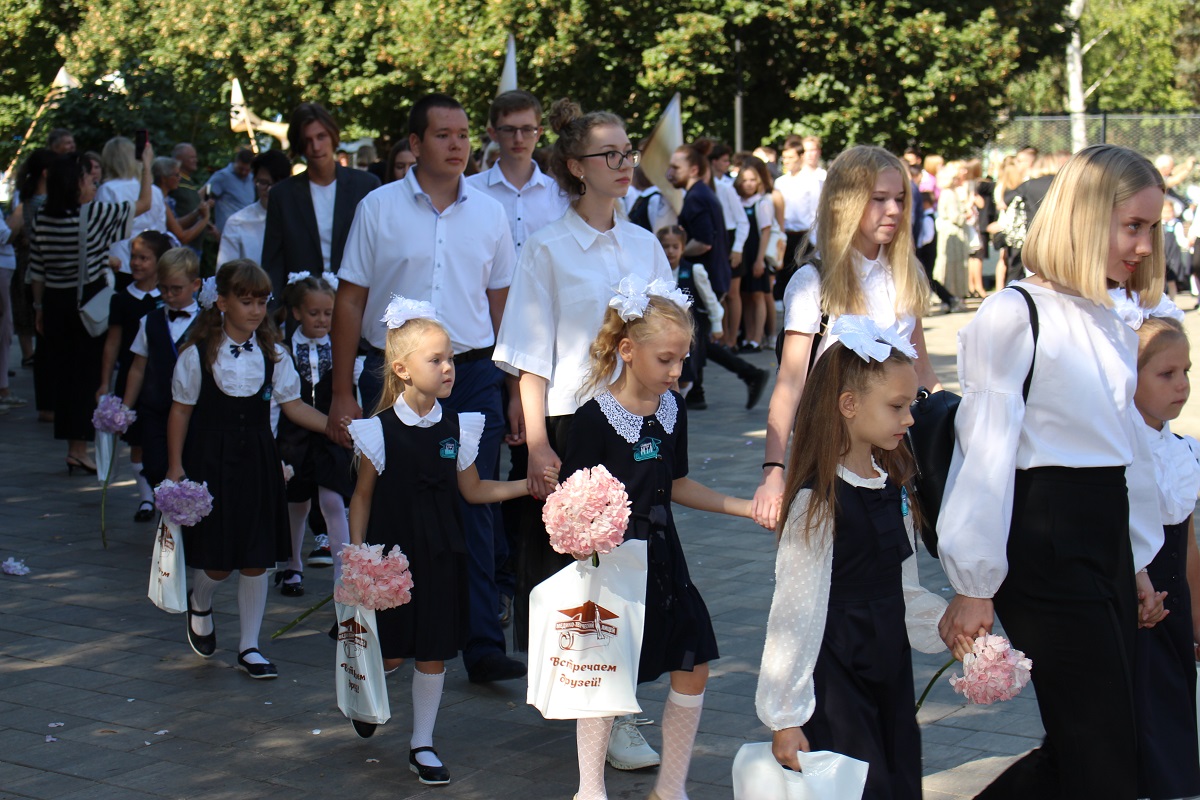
[
  {"x1": 237, "y1": 572, "x2": 268, "y2": 661},
  {"x1": 317, "y1": 488, "x2": 350, "y2": 584},
  {"x1": 576, "y1": 716, "x2": 614, "y2": 800},
  {"x1": 189, "y1": 570, "x2": 222, "y2": 636},
  {"x1": 411, "y1": 669, "x2": 445, "y2": 767},
  {"x1": 132, "y1": 463, "x2": 154, "y2": 503},
  {"x1": 286, "y1": 500, "x2": 310, "y2": 573},
  {"x1": 653, "y1": 689, "x2": 704, "y2": 800}
]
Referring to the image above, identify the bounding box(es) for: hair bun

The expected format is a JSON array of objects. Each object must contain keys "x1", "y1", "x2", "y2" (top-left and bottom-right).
[
  {"x1": 548, "y1": 98, "x2": 583, "y2": 136},
  {"x1": 692, "y1": 138, "x2": 714, "y2": 158}
]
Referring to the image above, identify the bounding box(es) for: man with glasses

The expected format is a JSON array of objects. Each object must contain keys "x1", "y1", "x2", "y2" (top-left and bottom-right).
[{"x1": 217, "y1": 150, "x2": 293, "y2": 268}]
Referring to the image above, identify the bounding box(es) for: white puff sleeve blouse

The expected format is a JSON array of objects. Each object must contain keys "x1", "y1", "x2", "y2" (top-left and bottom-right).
[{"x1": 349, "y1": 402, "x2": 484, "y2": 476}]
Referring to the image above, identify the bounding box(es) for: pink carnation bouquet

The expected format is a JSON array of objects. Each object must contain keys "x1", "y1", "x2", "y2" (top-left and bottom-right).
[
  {"x1": 542, "y1": 465, "x2": 631, "y2": 566},
  {"x1": 153, "y1": 479, "x2": 215, "y2": 528},
  {"x1": 948, "y1": 634, "x2": 1033, "y2": 705},
  {"x1": 334, "y1": 543, "x2": 415, "y2": 611}
]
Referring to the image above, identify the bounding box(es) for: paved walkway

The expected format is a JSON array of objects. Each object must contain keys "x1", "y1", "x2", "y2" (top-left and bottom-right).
[{"x1": 3, "y1": 294, "x2": 1199, "y2": 799}]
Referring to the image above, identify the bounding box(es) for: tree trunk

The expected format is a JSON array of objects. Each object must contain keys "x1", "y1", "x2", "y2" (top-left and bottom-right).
[{"x1": 1066, "y1": 0, "x2": 1088, "y2": 152}]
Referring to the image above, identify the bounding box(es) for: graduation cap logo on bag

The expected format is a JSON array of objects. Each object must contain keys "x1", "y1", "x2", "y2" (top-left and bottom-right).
[
  {"x1": 556, "y1": 601, "x2": 619, "y2": 652},
  {"x1": 338, "y1": 617, "x2": 369, "y2": 657}
]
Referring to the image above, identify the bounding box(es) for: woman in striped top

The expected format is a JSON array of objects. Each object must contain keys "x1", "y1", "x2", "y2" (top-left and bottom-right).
[{"x1": 29, "y1": 146, "x2": 154, "y2": 473}]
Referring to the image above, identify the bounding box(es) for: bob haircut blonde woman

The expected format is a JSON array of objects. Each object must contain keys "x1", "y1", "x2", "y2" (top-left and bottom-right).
[
  {"x1": 810, "y1": 145, "x2": 928, "y2": 320},
  {"x1": 1023, "y1": 144, "x2": 1164, "y2": 308},
  {"x1": 100, "y1": 136, "x2": 139, "y2": 181}
]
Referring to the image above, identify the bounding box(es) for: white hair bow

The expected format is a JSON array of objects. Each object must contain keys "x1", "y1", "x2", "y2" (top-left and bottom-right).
[
  {"x1": 324, "y1": 272, "x2": 339, "y2": 292},
  {"x1": 197, "y1": 276, "x2": 219, "y2": 310},
  {"x1": 286, "y1": 271, "x2": 311, "y2": 285},
  {"x1": 608, "y1": 276, "x2": 693, "y2": 322},
  {"x1": 830, "y1": 315, "x2": 918, "y2": 363},
  {"x1": 1108, "y1": 288, "x2": 1184, "y2": 330},
  {"x1": 381, "y1": 295, "x2": 437, "y2": 329}
]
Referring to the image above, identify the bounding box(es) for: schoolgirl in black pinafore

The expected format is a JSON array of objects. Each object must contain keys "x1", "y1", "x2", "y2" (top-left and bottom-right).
[
  {"x1": 738, "y1": 199, "x2": 770, "y2": 295},
  {"x1": 182, "y1": 356, "x2": 290, "y2": 571},
  {"x1": 366, "y1": 410, "x2": 469, "y2": 662},
  {"x1": 805, "y1": 472, "x2": 920, "y2": 800},
  {"x1": 559, "y1": 390, "x2": 718, "y2": 682},
  {"x1": 277, "y1": 337, "x2": 353, "y2": 503},
  {"x1": 109, "y1": 286, "x2": 161, "y2": 445}
]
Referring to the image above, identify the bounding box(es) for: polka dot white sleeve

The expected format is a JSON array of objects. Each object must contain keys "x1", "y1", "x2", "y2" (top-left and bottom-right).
[{"x1": 755, "y1": 490, "x2": 833, "y2": 732}]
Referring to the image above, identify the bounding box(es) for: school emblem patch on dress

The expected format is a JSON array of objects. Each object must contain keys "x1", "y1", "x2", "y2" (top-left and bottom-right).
[
  {"x1": 261, "y1": 384, "x2": 273, "y2": 402},
  {"x1": 633, "y1": 436, "x2": 661, "y2": 462},
  {"x1": 439, "y1": 438, "x2": 459, "y2": 459}
]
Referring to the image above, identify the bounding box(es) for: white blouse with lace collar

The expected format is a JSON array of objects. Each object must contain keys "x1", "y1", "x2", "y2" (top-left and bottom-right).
[
  {"x1": 596, "y1": 390, "x2": 678, "y2": 443},
  {"x1": 348, "y1": 399, "x2": 484, "y2": 475}
]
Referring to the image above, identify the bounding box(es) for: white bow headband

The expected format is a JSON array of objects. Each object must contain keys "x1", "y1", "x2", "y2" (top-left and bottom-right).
[
  {"x1": 287, "y1": 270, "x2": 339, "y2": 291},
  {"x1": 608, "y1": 276, "x2": 693, "y2": 322},
  {"x1": 830, "y1": 315, "x2": 918, "y2": 363},
  {"x1": 381, "y1": 295, "x2": 438, "y2": 329},
  {"x1": 1109, "y1": 288, "x2": 1183, "y2": 330},
  {"x1": 197, "y1": 276, "x2": 218, "y2": 310}
]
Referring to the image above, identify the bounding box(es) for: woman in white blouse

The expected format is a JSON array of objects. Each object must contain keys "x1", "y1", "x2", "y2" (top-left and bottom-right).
[
  {"x1": 937, "y1": 144, "x2": 1169, "y2": 799},
  {"x1": 752, "y1": 146, "x2": 941, "y2": 529}
]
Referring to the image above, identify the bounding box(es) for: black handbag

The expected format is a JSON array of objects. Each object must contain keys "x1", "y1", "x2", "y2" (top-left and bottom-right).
[{"x1": 907, "y1": 285, "x2": 1038, "y2": 557}]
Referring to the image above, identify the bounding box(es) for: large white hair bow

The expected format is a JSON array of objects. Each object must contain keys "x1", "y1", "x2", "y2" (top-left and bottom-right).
[
  {"x1": 1108, "y1": 288, "x2": 1184, "y2": 330},
  {"x1": 197, "y1": 276, "x2": 219, "y2": 310},
  {"x1": 381, "y1": 295, "x2": 438, "y2": 329},
  {"x1": 324, "y1": 272, "x2": 339, "y2": 292},
  {"x1": 608, "y1": 276, "x2": 693, "y2": 322},
  {"x1": 286, "y1": 271, "x2": 311, "y2": 285},
  {"x1": 830, "y1": 315, "x2": 918, "y2": 363}
]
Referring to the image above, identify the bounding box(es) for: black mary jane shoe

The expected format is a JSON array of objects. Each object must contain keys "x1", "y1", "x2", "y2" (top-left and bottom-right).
[
  {"x1": 134, "y1": 501, "x2": 156, "y2": 522},
  {"x1": 274, "y1": 569, "x2": 304, "y2": 597},
  {"x1": 186, "y1": 592, "x2": 216, "y2": 658},
  {"x1": 237, "y1": 648, "x2": 278, "y2": 679},
  {"x1": 351, "y1": 719, "x2": 377, "y2": 739},
  {"x1": 409, "y1": 747, "x2": 450, "y2": 785}
]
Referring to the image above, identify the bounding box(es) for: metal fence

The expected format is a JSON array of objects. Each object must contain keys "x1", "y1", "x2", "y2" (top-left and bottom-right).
[{"x1": 992, "y1": 113, "x2": 1200, "y2": 162}]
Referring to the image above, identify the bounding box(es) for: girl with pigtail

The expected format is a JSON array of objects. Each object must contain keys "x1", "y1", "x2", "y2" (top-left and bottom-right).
[
  {"x1": 755, "y1": 316, "x2": 949, "y2": 800},
  {"x1": 345, "y1": 296, "x2": 550, "y2": 785},
  {"x1": 560, "y1": 278, "x2": 758, "y2": 800},
  {"x1": 166, "y1": 259, "x2": 328, "y2": 679}
]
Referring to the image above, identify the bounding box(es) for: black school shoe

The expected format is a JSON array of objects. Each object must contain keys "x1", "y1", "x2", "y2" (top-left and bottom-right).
[
  {"x1": 466, "y1": 652, "x2": 526, "y2": 683},
  {"x1": 134, "y1": 501, "x2": 156, "y2": 522},
  {"x1": 274, "y1": 569, "x2": 304, "y2": 597},
  {"x1": 237, "y1": 648, "x2": 278, "y2": 679},
  {"x1": 744, "y1": 368, "x2": 770, "y2": 410},
  {"x1": 351, "y1": 719, "x2": 377, "y2": 738},
  {"x1": 185, "y1": 591, "x2": 216, "y2": 658},
  {"x1": 409, "y1": 747, "x2": 450, "y2": 785}
]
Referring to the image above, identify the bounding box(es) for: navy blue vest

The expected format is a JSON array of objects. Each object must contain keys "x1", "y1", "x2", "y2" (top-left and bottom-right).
[{"x1": 142, "y1": 309, "x2": 192, "y2": 414}]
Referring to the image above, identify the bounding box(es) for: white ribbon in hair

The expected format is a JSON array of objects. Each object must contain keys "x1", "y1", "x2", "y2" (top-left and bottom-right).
[
  {"x1": 324, "y1": 272, "x2": 339, "y2": 292},
  {"x1": 1108, "y1": 288, "x2": 1184, "y2": 330},
  {"x1": 608, "y1": 276, "x2": 693, "y2": 322},
  {"x1": 381, "y1": 295, "x2": 437, "y2": 329},
  {"x1": 830, "y1": 315, "x2": 918, "y2": 363},
  {"x1": 286, "y1": 271, "x2": 311, "y2": 285},
  {"x1": 197, "y1": 276, "x2": 219, "y2": 310}
]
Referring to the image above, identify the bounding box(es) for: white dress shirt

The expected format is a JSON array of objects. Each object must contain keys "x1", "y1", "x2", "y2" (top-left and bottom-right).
[
  {"x1": 172, "y1": 335, "x2": 301, "y2": 405},
  {"x1": 714, "y1": 174, "x2": 751, "y2": 253},
  {"x1": 465, "y1": 161, "x2": 569, "y2": 255},
  {"x1": 782, "y1": 256, "x2": 916, "y2": 358},
  {"x1": 1142, "y1": 421, "x2": 1200, "y2": 527},
  {"x1": 348, "y1": 400, "x2": 484, "y2": 475},
  {"x1": 309, "y1": 180, "x2": 337, "y2": 272},
  {"x1": 130, "y1": 302, "x2": 199, "y2": 357},
  {"x1": 937, "y1": 283, "x2": 1163, "y2": 598},
  {"x1": 217, "y1": 202, "x2": 267, "y2": 267},
  {"x1": 338, "y1": 168, "x2": 516, "y2": 352},
  {"x1": 775, "y1": 167, "x2": 825, "y2": 233},
  {"x1": 493, "y1": 207, "x2": 672, "y2": 416}
]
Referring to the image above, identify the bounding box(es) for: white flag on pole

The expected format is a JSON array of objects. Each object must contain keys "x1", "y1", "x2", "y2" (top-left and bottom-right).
[
  {"x1": 639, "y1": 94, "x2": 684, "y2": 215},
  {"x1": 498, "y1": 34, "x2": 518, "y2": 95}
]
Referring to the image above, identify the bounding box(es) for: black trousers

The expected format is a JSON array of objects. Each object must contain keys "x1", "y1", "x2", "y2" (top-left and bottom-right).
[
  {"x1": 43, "y1": 286, "x2": 105, "y2": 441},
  {"x1": 977, "y1": 466, "x2": 1138, "y2": 800}
]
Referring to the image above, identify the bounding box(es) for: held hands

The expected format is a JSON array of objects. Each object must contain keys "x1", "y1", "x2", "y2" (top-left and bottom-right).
[
  {"x1": 938, "y1": 595, "x2": 994, "y2": 652},
  {"x1": 751, "y1": 468, "x2": 785, "y2": 529},
  {"x1": 327, "y1": 392, "x2": 362, "y2": 448},
  {"x1": 1135, "y1": 570, "x2": 1168, "y2": 629},
  {"x1": 527, "y1": 442, "x2": 561, "y2": 501},
  {"x1": 771, "y1": 727, "x2": 810, "y2": 772}
]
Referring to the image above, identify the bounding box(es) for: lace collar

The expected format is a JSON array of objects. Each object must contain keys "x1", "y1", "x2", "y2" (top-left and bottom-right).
[
  {"x1": 596, "y1": 390, "x2": 677, "y2": 444},
  {"x1": 837, "y1": 457, "x2": 887, "y2": 489}
]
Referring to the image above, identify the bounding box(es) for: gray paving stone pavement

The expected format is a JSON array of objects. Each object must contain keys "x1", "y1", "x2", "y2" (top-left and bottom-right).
[{"x1": 4, "y1": 294, "x2": 1200, "y2": 799}]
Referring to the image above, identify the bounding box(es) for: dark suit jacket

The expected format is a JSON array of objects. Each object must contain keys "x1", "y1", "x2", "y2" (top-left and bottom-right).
[{"x1": 261, "y1": 165, "x2": 380, "y2": 303}]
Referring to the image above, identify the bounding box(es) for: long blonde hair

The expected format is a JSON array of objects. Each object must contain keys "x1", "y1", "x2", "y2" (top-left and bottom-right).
[
  {"x1": 374, "y1": 317, "x2": 449, "y2": 416},
  {"x1": 808, "y1": 146, "x2": 928, "y2": 319},
  {"x1": 1023, "y1": 144, "x2": 1165, "y2": 308},
  {"x1": 578, "y1": 298, "x2": 694, "y2": 402}
]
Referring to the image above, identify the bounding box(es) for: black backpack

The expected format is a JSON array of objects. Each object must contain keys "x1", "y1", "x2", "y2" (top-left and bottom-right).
[
  {"x1": 907, "y1": 285, "x2": 1039, "y2": 557},
  {"x1": 627, "y1": 190, "x2": 658, "y2": 231}
]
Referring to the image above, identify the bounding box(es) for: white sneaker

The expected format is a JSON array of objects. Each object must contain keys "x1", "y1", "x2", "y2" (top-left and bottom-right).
[{"x1": 606, "y1": 714, "x2": 660, "y2": 770}]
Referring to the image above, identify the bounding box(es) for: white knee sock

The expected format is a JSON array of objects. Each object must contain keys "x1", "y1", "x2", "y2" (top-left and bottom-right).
[
  {"x1": 132, "y1": 462, "x2": 153, "y2": 503},
  {"x1": 411, "y1": 669, "x2": 445, "y2": 767},
  {"x1": 317, "y1": 487, "x2": 350, "y2": 584},
  {"x1": 576, "y1": 716, "x2": 615, "y2": 800},
  {"x1": 237, "y1": 572, "x2": 268, "y2": 662},
  {"x1": 653, "y1": 690, "x2": 704, "y2": 800},
  {"x1": 286, "y1": 500, "x2": 310, "y2": 573},
  {"x1": 189, "y1": 570, "x2": 222, "y2": 636}
]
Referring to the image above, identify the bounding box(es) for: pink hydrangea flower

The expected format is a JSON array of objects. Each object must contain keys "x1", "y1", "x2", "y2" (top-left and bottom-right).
[
  {"x1": 153, "y1": 479, "x2": 214, "y2": 527},
  {"x1": 949, "y1": 633, "x2": 1033, "y2": 705},
  {"x1": 542, "y1": 465, "x2": 631, "y2": 561},
  {"x1": 92, "y1": 395, "x2": 138, "y2": 434},
  {"x1": 334, "y1": 543, "x2": 414, "y2": 610}
]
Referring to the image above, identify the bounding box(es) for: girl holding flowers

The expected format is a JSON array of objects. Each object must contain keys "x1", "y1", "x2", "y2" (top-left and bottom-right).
[
  {"x1": 346, "y1": 297, "x2": 546, "y2": 786},
  {"x1": 755, "y1": 316, "x2": 949, "y2": 800},
  {"x1": 166, "y1": 259, "x2": 328, "y2": 679},
  {"x1": 560, "y1": 279, "x2": 755, "y2": 800}
]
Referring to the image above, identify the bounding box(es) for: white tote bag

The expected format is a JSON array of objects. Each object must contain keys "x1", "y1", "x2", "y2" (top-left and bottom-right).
[
  {"x1": 527, "y1": 539, "x2": 648, "y2": 720},
  {"x1": 95, "y1": 431, "x2": 115, "y2": 485},
  {"x1": 732, "y1": 742, "x2": 869, "y2": 800},
  {"x1": 334, "y1": 602, "x2": 391, "y2": 726},
  {"x1": 147, "y1": 518, "x2": 187, "y2": 613}
]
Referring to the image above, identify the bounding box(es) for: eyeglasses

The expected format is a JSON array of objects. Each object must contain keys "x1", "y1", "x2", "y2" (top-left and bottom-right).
[
  {"x1": 495, "y1": 125, "x2": 541, "y2": 139},
  {"x1": 253, "y1": 179, "x2": 274, "y2": 188},
  {"x1": 579, "y1": 149, "x2": 641, "y2": 170},
  {"x1": 159, "y1": 283, "x2": 192, "y2": 295}
]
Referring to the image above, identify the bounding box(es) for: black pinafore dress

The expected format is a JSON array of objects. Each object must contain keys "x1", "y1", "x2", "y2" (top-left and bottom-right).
[
  {"x1": 277, "y1": 343, "x2": 354, "y2": 502},
  {"x1": 804, "y1": 476, "x2": 920, "y2": 800},
  {"x1": 368, "y1": 411, "x2": 470, "y2": 662},
  {"x1": 182, "y1": 355, "x2": 290, "y2": 571}
]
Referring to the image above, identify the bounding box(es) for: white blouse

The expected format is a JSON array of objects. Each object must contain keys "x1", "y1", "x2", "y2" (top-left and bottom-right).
[
  {"x1": 937, "y1": 282, "x2": 1163, "y2": 598},
  {"x1": 755, "y1": 463, "x2": 948, "y2": 732},
  {"x1": 172, "y1": 335, "x2": 301, "y2": 406},
  {"x1": 348, "y1": 400, "x2": 484, "y2": 475},
  {"x1": 782, "y1": 257, "x2": 916, "y2": 359},
  {"x1": 1144, "y1": 421, "x2": 1200, "y2": 527}
]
